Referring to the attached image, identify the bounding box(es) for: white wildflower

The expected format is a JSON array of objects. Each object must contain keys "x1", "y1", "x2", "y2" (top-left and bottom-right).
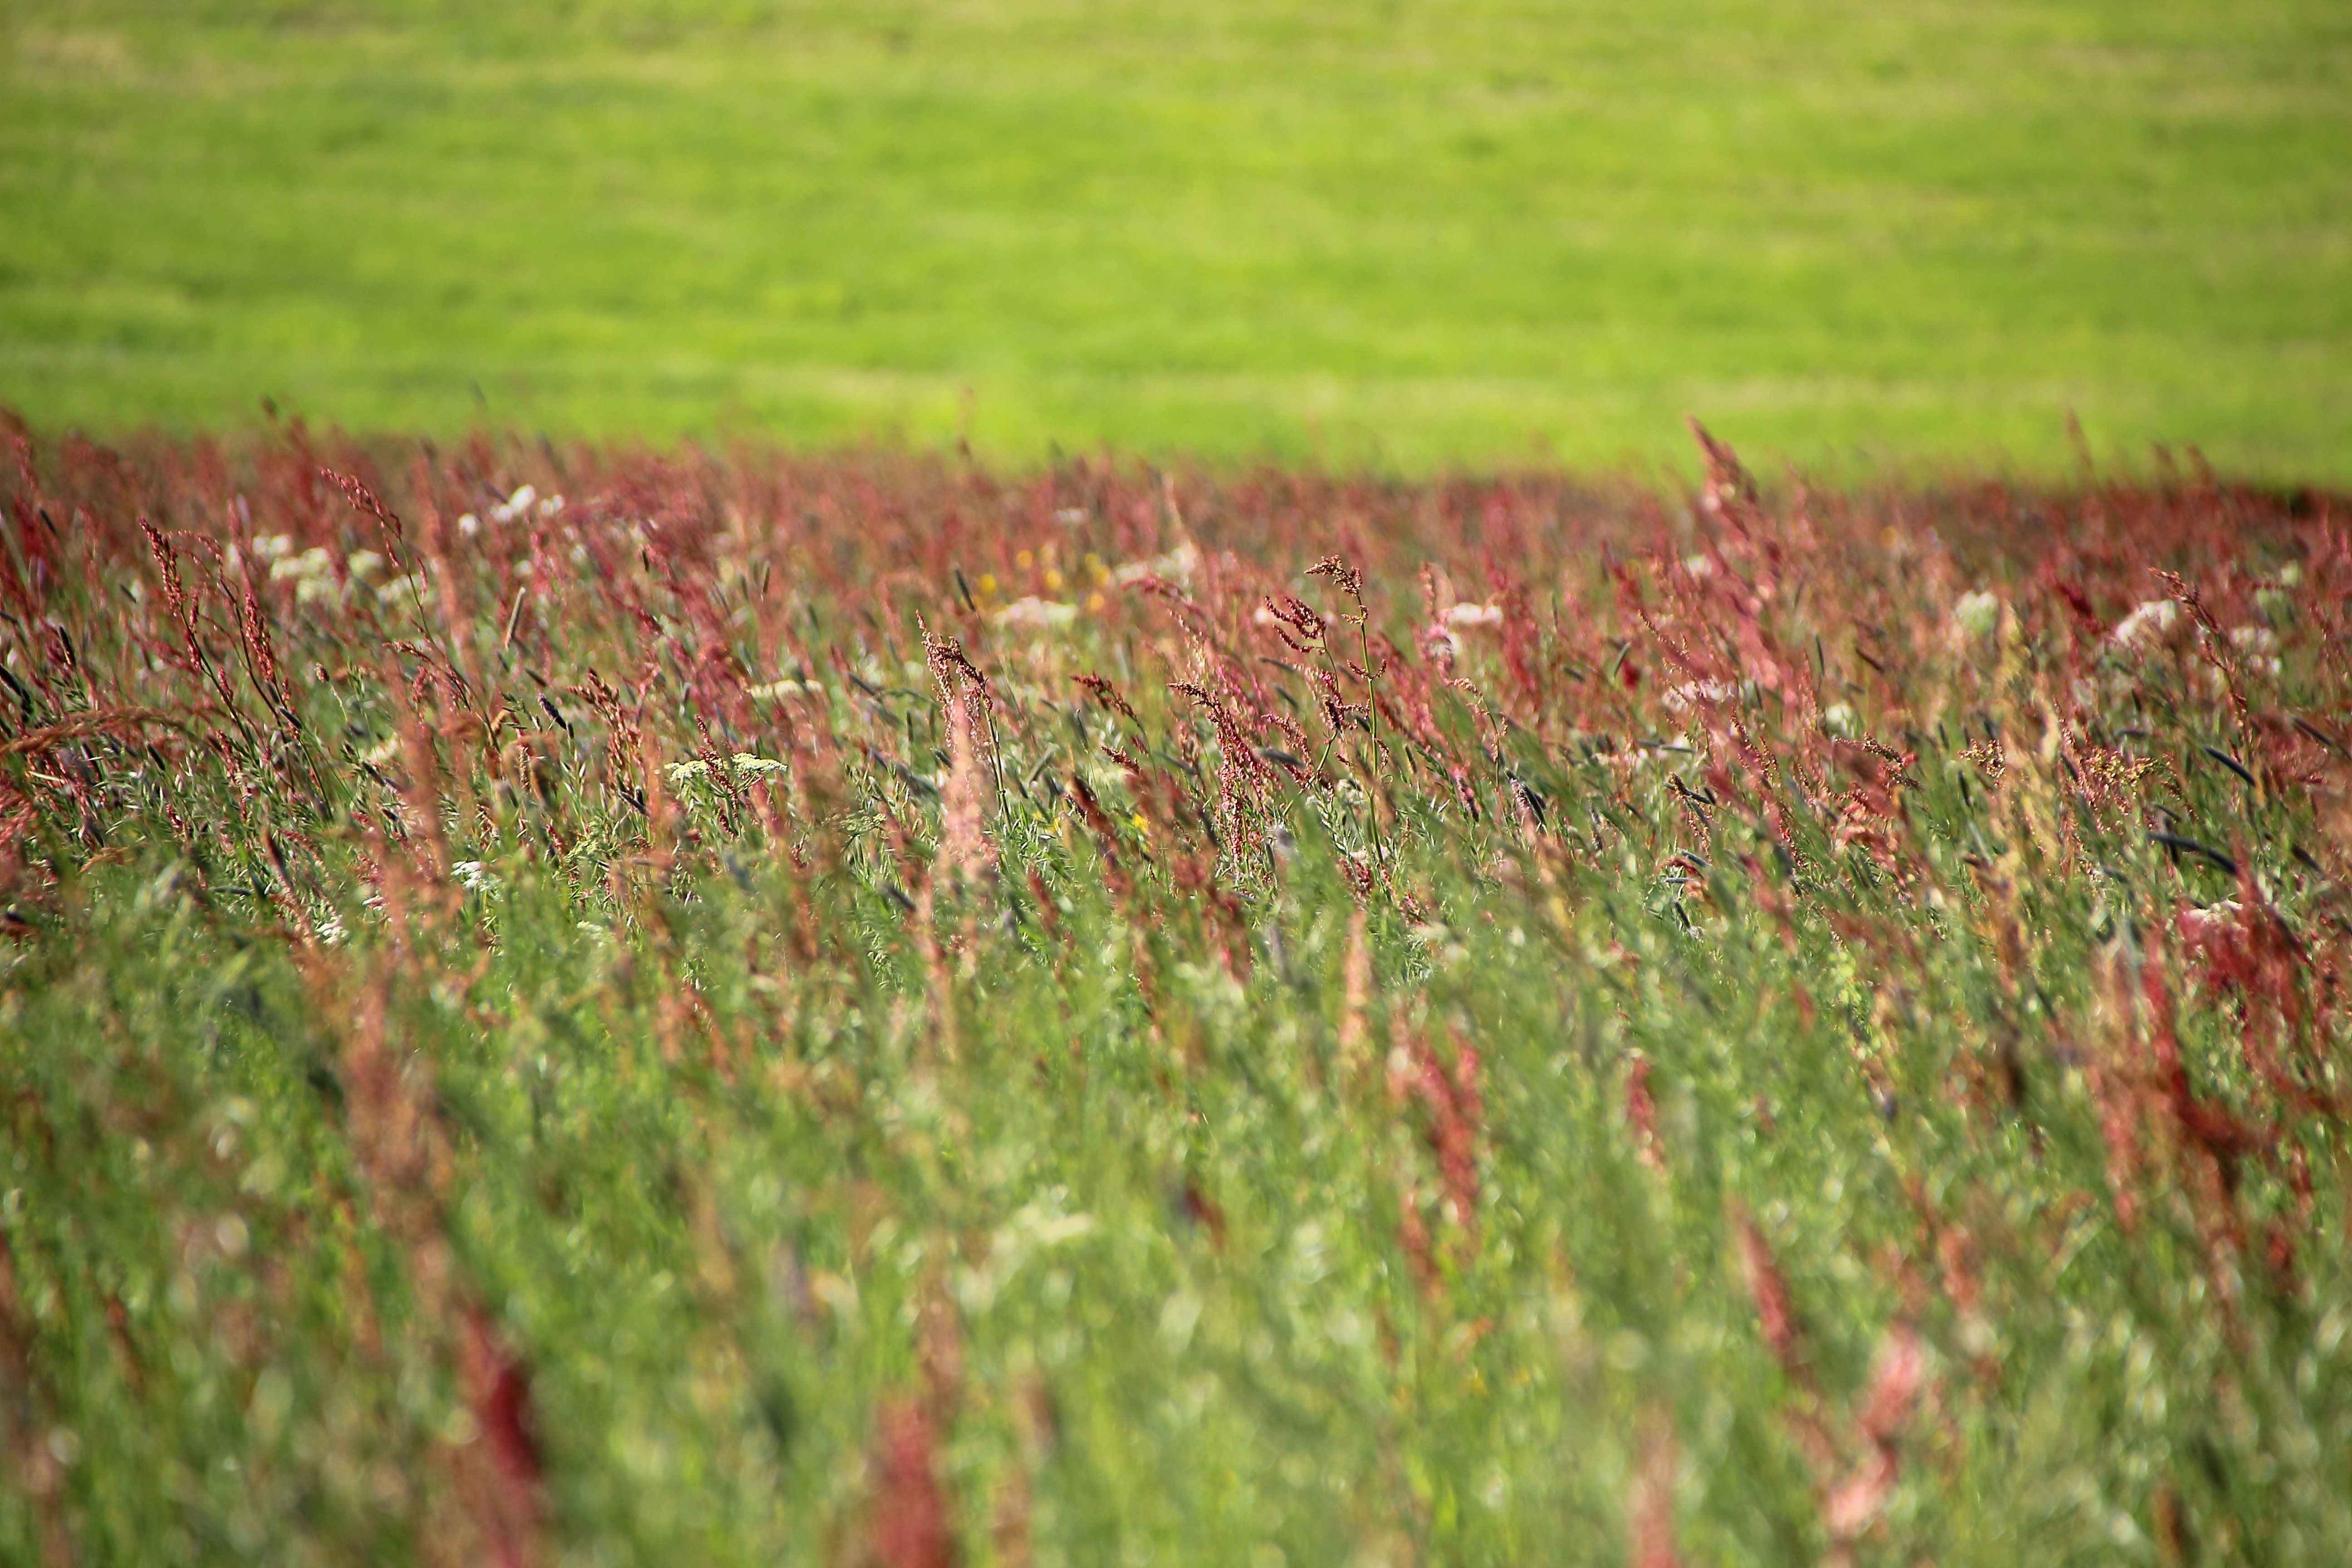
[
  {"x1": 250, "y1": 534, "x2": 294, "y2": 563},
  {"x1": 2229, "y1": 625, "x2": 2278, "y2": 655},
  {"x1": 490, "y1": 484, "x2": 537, "y2": 524},
  {"x1": 955, "y1": 1196, "x2": 1097, "y2": 1313},
  {"x1": 667, "y1": 753, "x2": 783, "y2": 785},
  {"x1": 1109, "y1": 542, "x2": 1199, "y2": 587},
  {"x1": 2177, "y1": 899, "x2": 2243, "y2": 944},
  {"x1": 2111, "y1": 599, "x2": 2180, "y2": 647},
  {"x1": 451, "y1": 860, "x2": 502, "y2": 894},
  {"x1": 269, "y1": 546, "x2": 333, "y2": 583},
  {"x1": 1663, "y1": 679, "x2": 1733, "y2": 713},
  {"x1": 1952, "y1": 590, "x2": 2003, "y2": 641},
  {"x1": 993, "y1": 596, "x2": 1078, "y2": 630},
  {"x1": 457, "y1": 512, "x2": 480, "y2": 538},
  {"x1": 2227, "y1": 624, "x2": 2283, "y2": 675},
  {"x1": 346, "y1": 549, "x2": 385, "y2": 581},
  {"x1": 377, "y1": 573, "x2": 432, "y2": 609},
  {"x1": 1444, "y1": 602, "x2": 1504, "y2": 629}
]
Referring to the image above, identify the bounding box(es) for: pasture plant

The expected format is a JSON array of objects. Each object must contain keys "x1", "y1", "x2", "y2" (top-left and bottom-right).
[{"x1": 2, "y1": 417, "x2": 2351, "y2": 1564}]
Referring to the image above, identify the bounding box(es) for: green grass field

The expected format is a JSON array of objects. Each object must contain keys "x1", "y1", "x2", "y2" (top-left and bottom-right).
[{"x1": 4, "y1": 0, "x2": 2349, "y2": 474}]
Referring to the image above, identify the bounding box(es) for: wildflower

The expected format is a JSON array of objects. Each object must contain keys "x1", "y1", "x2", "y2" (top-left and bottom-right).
[
  {"x1": 2111, "y1": 598, "x2": 2179, "y2": 647},
  {"x1": 1625, "y1": 1052, "x2": 1665, "y2": 1172},
  {"x1": 377, "y1": 573, "x2": 432, "y2": 609},
  {"x1": 923, "y1": 620, "x2": 998, "y2": 885},
  {"x1": 346, "y1": 549, "x2": 385, "y2": 581},
  {"x1": 490, "y1": 485, "x2": 537, "y2": 523},
  {"x1": 867, "y1": 1399, "x2": 955, "y2": 1568},
  {"x1": 456, "y1": 1306, "x2": 545, "y2": 1561},
  {"x1": 1443, "y1": 602, "x2": 1503, "y2": 629},
  {"x1": 1823, "y1": 1324, "x2": 1928, "y2": 1541},
  {"x1": 1951, "y1": 589, "x2": 2002, "y2": 640},
  {"x1": 2175, "y1": 898, "x2": 2243, "y2": 947},
  {"x1": 1626, "y1": 1429, "x2": 1681, "y2": 1568},
  {"x1": 1110, "y1": 542, "x2": 1199, "y2": 587},
  {"x1": 992, "y1": 596, "x2": 1077, "y2": 631},
  {"x1": 2229, "y1": 624, "x2": 2282, "y2": 674},
  {"x1": 1662, "y1": 680, "x2": 1733, "y2": 713},
  {"x1": 1733, "y1": 1213, "x2": 1802, "y2": 1370},
  {"x1": 1306, "y1": 554, "x2": 1364, "y2": 606},
  {"x1": 270, "y1": 546, "x2": 335, "y2": 586}
]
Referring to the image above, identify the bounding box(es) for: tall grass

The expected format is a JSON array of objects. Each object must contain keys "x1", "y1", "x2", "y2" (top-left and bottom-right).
[{"x1": 2, "y1": 414, "x2": 2349, "y2": 1563}]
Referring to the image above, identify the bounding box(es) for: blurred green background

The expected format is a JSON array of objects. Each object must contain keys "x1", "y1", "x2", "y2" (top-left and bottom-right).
[{"x1": 1, "y1": 0, "x2": 2346, "y2": 476}]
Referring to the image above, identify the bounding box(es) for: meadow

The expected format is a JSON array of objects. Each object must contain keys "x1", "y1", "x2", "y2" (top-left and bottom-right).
[
  {"x1": 2, "y1": 0, "x2": 2349, "y2": 475},
  {"x1": 3, "y1": 417, "x2": 2351, "y2": 1563}
]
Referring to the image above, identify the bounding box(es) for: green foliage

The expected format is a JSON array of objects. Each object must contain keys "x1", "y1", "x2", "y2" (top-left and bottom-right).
[{"x1": 3, "y1": 432, "x2": 2352, "y2": 1561}]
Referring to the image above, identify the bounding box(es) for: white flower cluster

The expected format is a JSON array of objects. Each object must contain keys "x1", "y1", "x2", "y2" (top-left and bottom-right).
[
  {"x1": 992, "y1": 596, "x2": 1078, "y2": 631},
  {"x1": 1443, "y1": 601, "x2": 1503, "y2": 629},
  {"x1": 1108, "y1": 541, "x2": 1198, "y2": 587},
  {"x1": 458, "y1": 485, "x2": 566, "y2": 538},
  {"x1": 2110, "y1": 598, "x2": 2178, "y2": 647},
  {"x1": 1951, "y1": 589, "x2": 2004, "y2": 641},
  {"x1": 257, "y1": 536, "x2": 340, "y2": 605},
  {"x1": 665, "y1": 754, "x2": 789, "y2": 783}
]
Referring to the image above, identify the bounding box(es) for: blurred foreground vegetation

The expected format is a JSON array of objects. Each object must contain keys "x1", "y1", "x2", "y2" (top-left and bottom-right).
[{"x1": 4, "y1": 425, "x2": 2352, "y2": 1561}]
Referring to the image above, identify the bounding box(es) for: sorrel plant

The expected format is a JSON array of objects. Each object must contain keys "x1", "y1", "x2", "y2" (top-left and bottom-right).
[{"x1": 2, "y1": 414, "x2": 2351, "y2": 1563}]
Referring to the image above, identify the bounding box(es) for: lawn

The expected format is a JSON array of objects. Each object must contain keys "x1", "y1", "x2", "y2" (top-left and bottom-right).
[
  {"x1": 2, "y1": 0, "x2": 2348, "y2": 475},
  {"x1": 3, "y1": 422, "x2": 2351, "y2": 1561}
]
